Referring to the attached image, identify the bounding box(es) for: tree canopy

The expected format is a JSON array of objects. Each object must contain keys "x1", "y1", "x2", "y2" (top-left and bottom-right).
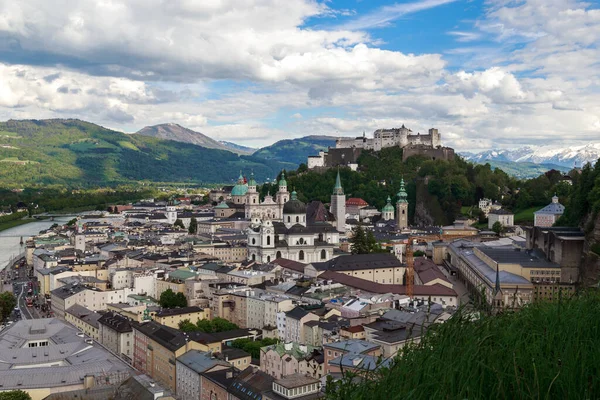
[
  {"x1": 178, "y1": 317, "x2": 239, "y2": 333},
  {"x1": 159, "y1": 289, "x2": 187, "y2": 308},
  {"x1": 0, "y1": 292, "x2": 17, "y2": 322}
]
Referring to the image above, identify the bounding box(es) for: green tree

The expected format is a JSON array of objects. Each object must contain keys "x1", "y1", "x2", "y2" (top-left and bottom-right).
[
  {"x1": 159, "y1": 289, "x2": 186, "y2": 308},
  {"x1": 492, "y1": 221, "x2": 504, "y2": 235},
  {"x1": 178, "y1": 319, "x2": 197, "y2": 332},
  {"x1": 231, "y1": 337, "x2": 278, "y2": 358},
  {"x1": 0, "y1": 391, "x2": 32, "y2": 400},
  {"x1": 173, "y1": 219, "x2": 185, "y2": 229},
  {"x1": 0, "y1": 292, "x2": 17, "y2": 322},
  {"x1": 350, "y1": 225, "x2": 368, "y2": 254},
  {"x1": 188, "y1": 217, "x2": 198, "y2": 234}
]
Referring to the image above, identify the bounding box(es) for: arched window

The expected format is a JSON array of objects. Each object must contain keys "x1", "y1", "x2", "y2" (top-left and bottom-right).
[
  {"x1": 299, "y1": 238, "x2": 304, "y2": 245},
  {"x1": 267, "y1": 256, "x2": 271, "y2": 262},
  {"x1": 267, "y1": 236, "x2": 271, "y2": 245},
  {"x1": 318, "y1": 233, "x2": 323, "y2": 242},
  {"x1": 253, "y1": 199, "x2": 256, "y2": 204},
  {"x1": 288, "y1": 216, "x2": 291, "y2": 223},
  {"x1": 403, "y1": 210, "x2": 405, "y2": 214},
  {"x1": 321, "y1": 249, "x2": 326, "y2": 259},
  {"x1": 276, "y1": 251, "x2": 282, "y2": 259},
  {"x1": 296, "y1": 216, "x2": 299, "y2": 223},
  {"x1": 252, "y1": 238, "x2": 256, "y2": 245},
  {"x1": 252, "y1": 254, "x2": 256, "y2": 261},
  {"x1": 299, "y1": 250, "x2": 304, "y2": 261}
]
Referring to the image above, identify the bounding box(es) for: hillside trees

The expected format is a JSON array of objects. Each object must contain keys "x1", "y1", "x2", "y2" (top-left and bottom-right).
[{"x1": 159, "y1": 289, "x2": 187, "y2": 308}]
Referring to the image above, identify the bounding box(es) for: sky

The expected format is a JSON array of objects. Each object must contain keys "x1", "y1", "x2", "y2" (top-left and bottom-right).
[{"x1": 0, "y1": 0, "x2": 599, "y2": 151}]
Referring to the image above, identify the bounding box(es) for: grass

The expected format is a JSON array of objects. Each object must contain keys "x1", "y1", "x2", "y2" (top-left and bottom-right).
[
  {"x1": 118, "y1": 141, "x2": 140, "y2": 151},
  {"x1": 514, "y1": 206, "x2": 539, "y2": 223},
  {"x1": 0, "y1": 218, "x2": 37, "y2": 232},
  {"x1": 0, "y1": 157, "x2": 39, "y2": 164},
  {"x1": 327, "y1": 291, "x2": 600, "y2": 400},
  {"x1": 461, "y1": 205, "x2": 474, "y2": 216}
]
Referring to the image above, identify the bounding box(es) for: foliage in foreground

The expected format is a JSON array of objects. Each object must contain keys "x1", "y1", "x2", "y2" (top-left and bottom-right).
[
  {"x1": 0, "y1": 390, "x2": 32, "y2": 400},
  {"x1": 0, "y1": 292, "x2": 17, "y2": 322},
  {"x1": 326, "y1": 291, "x2": 600, "y2": 400},
  {"x1": 178, "y1": 317, "x2": 239, "y2": 333},
  {"x1": 231, "y1": 338, "x2": 279, "y2": 359}
]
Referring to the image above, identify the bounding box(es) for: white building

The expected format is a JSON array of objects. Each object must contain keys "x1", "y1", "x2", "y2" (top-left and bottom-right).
[
  {"x1": 176, "y1": 350, "x2": 230, "y2": 400},
  {"x1": 98, "y1": 312, "x2": 134, "y2": 363},
  {"x1": 488, "y1": 209, "x2": 515, "y2": 229},
  {"x1": 247, "y1": 191, "x2": 340, "y2": 264},
  {"x1": 534, "y1": 195, "x2": 565, "y2": 227}
]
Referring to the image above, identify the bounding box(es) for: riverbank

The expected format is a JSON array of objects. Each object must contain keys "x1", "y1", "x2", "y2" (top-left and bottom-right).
[{"x1": 0, "y1": 216, "x2": 50, "y2": 233}]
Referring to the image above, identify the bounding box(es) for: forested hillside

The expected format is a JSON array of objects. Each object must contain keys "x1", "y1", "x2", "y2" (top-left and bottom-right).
[
  {"x1": 252, "y1": 135, "x2": 336, "y2": 166},
  {"x1": 0, "y1": 119, "x2": 294, "y2": 187},
  {"x1": 261, "y1": 148, "x2": 577, "y2": 226}
]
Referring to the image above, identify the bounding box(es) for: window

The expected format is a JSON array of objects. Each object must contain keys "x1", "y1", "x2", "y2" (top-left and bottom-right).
[
  {"x1": 252, "y1": 238, "x2": 256, "y2": 245},
  {"x1": 296, "y1": 216, "x2": 300, "y2": 223},
  {"x1": 299, "y1": 250, "x2": 304, "y2": 261},
  {"x1": 321, "y1": 249, "x2": 326, "y2": 260},
  {"x1": 267, "y1": 236, "x2": 271, "y2": 245},
  {"x1": 276, "y1": 251, "x2": 282, "y2": 259},
  {"x1": 288, "y1": 216, "x2": 291, "y2": 223}
]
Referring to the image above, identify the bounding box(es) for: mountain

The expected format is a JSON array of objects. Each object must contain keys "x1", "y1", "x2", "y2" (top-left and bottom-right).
[
  {"x1": 136, "y1": 123, "x2": 251, "y2": 155},
  {"x1": 460, "y1": 143, "x2": 600, "y2": 168},
  {"x1": 480, "y1": 160, "x2": 570, "y2": 179},
  {"x1": 0, "y1": 119, "x2": 293, "y2": 187},
  {"x1": 219, "y1": 141, "x2": 255, "y2": 155},
  {"x1": 253, "y1": 135, "x2": 337, "y2": 166}
]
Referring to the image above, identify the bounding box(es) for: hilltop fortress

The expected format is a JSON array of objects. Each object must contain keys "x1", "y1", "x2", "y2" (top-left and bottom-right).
[{"x1": 308, "y1": 125, "x2": 454, "y2": 169}]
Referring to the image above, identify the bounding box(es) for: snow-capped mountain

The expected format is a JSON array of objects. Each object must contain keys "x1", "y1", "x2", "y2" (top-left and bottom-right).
[{"x1": 460, "y1": 143, "x2": 600, "y2": 168}]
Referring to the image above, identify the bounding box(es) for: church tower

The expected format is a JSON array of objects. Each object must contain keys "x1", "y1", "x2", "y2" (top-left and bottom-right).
[
  {"x1": 381, "y1": 196, "x2": 395, "y2": 221},
  {"x1": 275, "y1": 171, "x2": 289, "y2": 218},
  {"x1": 330, "y1": 170, "x2": 346, "y2": 233},
  {"x1": 396, "y1": 178, "x2": 409, "y2": 229},
  {"x1": 245, "y1": 172, "x2": 260, "y2": 219}
]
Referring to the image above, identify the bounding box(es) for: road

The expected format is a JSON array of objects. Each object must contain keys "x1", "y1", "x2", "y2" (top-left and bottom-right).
[{"x1": 17, "y1": 283, "x2": 33, "y2": 320}]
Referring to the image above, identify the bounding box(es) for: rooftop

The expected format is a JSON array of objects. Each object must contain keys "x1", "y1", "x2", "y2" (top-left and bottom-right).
[
  {"x1": 0, "y1": 319, "x2": 133, "y2": 391},
  {"x1": 177, "y1": 349, "x2": 229, "y2": 373}
]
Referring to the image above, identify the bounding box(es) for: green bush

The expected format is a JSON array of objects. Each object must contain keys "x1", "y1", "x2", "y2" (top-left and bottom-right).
[{"x1": 327, "y1": 291, "x2": 600, "y2": 400}]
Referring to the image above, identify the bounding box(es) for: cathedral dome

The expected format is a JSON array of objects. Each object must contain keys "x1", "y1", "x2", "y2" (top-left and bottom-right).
[
  {"x1": 231, "y1": 172, "x2": 248, "y2": 196},
  {"x1": 283, "y1": 191, "x2": 306, "y2": 214},
  {"x1": 382, "y1": 196, "x2": 394, "y2": 212}
]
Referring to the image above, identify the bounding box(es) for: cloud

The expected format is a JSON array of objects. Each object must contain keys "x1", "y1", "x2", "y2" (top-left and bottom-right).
[
  {"x1": 447, "y1": 31, "x2": 482, "y2": 42},
  {"x1": 336, "y1": 0, "x2": 459, "y2": 30},
  {"x1": 0, "y1": 0, "x2": 598, "y2": 151}
]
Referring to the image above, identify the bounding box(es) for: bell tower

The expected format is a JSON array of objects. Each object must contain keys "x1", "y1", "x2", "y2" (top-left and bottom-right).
[
  {"x1": 330, "y1": 170, "x2": 346, "y2": 233},
  {"x1": 396, "y1": 178, "x2": 409, "y2": 229}
]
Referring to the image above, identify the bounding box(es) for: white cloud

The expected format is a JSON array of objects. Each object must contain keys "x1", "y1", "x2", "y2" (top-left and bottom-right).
[{"x1": 0, "y1": 0, "x2": 598, "y2": 151}]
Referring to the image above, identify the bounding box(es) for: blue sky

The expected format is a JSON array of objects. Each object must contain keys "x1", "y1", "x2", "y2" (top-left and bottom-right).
[{"x1": 0, "y1": 0, "x2": 598, "y2": 151}]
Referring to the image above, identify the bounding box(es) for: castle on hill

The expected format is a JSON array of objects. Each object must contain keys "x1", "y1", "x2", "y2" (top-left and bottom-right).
[{"x1": 308, "y1": 125, "x2": 454, "y2": 170}]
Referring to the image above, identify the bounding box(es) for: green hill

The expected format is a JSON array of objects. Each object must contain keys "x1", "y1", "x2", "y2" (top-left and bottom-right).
[
  {"x1": 252, "y1": 135, "x2": 336, "y2": 166},
  {"x1": 0, "y1": 119, "x2": 295, "y2": 187},
  {"x1": 479, "y1": 160, "x2": 570, "y2": 179},
  {"x1": 326, "y1": 291, "x2": 600, "y2": 400}
]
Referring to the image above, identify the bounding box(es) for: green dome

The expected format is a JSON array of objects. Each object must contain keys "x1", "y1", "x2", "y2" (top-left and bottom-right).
[
  {"x1": 215, "y1": 201, "x2": 230, "y2": 209},
  {"x1": 279, "y1": 171, "x2": 287, "y2": 187},
  {"x1": 231, "y1": 172, "x2": 248, "y2": 196},
  {"x1": 382, "y1": 196, "x2": 395, "y2": 212}
]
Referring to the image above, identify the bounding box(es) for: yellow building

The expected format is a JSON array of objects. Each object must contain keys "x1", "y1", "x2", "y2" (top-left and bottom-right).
[
  {"x1": 306, "y1": 253, "x2": 406, "y2": 285},
  {"x1": 133, "y1": 321, "x2": 222, "y2": 392},
  {"x1": 64, "y1": 304, "x2": 101, "y2": 342},
  {"x1": 153, "y1": 306, "x2": 211, "y2": 329}
]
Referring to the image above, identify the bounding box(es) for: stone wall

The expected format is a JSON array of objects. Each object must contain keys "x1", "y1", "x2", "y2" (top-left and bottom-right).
[{"x1": 402, "y1": 145, "x2": 455, "y2": 162}]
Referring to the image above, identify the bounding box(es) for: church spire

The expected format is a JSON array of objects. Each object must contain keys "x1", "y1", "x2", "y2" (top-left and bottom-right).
[
  {"x1": 333, "y1": 169, "x2": 344, "y2": 195},
  {"x1": 494, "y1": 263, "x2": 501, "y2": 295},
  {"x1": 397, "y1": 177, "x2": 408, "y2": 203}
]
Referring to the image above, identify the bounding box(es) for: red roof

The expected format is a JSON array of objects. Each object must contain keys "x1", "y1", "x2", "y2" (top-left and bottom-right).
[
  {"x1": 319, "y1": 270, "x2": 457, "y2": 297},
  {"x1": 345, "y1": 198, "x2": 369, "y2": 207},
  {"x1": 273, "y1": 258, "x2": 307, "y2": 273},
  {"x1": 343, "y1": 325, "x2": 365, "y2": 333}
]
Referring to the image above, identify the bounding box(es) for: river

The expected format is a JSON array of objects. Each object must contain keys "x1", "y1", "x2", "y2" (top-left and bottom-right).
[{"x1": 0, "y1": 216, "x2": 74, "y2": 271}]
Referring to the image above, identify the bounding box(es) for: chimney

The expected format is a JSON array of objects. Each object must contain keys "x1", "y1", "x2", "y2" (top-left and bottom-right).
[
  {"x1": 83, "y1": 375, "x2": 95, "y2": 389},
  {"x1": 226, "y1": 370, "x2": 233, "y2": 379}
]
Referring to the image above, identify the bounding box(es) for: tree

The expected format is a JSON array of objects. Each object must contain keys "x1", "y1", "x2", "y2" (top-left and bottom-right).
[
  {"x1": 350, "y1": 225, "x2": 368, "y2": 254},
  {"x1": 231, "y1": 337, "x2": 278, "y2": 358},
  {"x1": 159, "y1": 289, "x2": 187, "y2": 308},
  {"x1": 173, "y1": 219, "x2": 185, "y2": 229},
  {"x1": 492, "y1": 221, "x2": 504, "y2": 235},
  {"x1": 0, "y1": 391, "x2": 32, "y2": 400},
  {"x1": 188, "y1": 217, "x2": 198, "y2": 234},
  {"x1": 0, "y1": 292, "x2": 17, "y2": 322},
  {"x1": 413, "y1": 250, "x2": 425, "y2": 257}
]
